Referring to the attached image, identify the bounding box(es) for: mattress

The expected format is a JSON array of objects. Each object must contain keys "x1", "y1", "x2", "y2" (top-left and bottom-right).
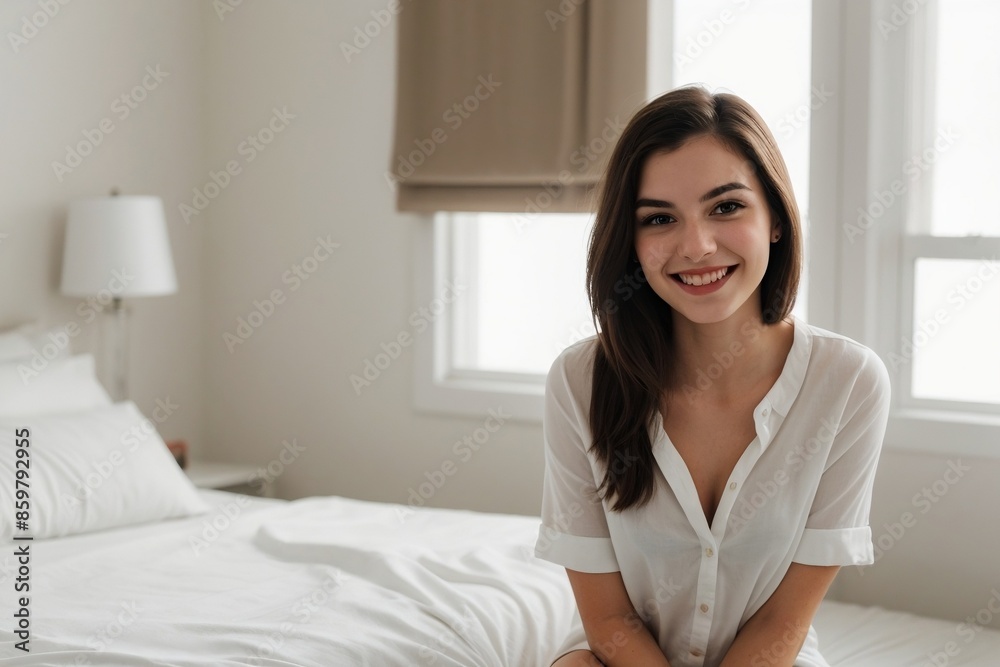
[{"x1": 1, "y1": 490, "x2": 998, "y2": 666}]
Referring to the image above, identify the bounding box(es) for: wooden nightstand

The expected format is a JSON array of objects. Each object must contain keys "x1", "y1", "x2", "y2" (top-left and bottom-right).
[{"x1": 184, "y1": 460, "x2": 273, "y2": 497}]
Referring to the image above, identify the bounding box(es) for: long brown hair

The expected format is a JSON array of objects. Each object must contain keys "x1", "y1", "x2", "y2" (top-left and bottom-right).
[{"x1": 586, "y1": 86, "x2": 802, "y2": 512}]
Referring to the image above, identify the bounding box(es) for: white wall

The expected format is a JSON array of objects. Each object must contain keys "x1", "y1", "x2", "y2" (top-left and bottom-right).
[
  {"x1": 834, "y1": 449, "x2": 1000, "y2": 627},
  {"x1": 199, "y1": 0, "x2": 545, "y2": 515},
  {"x1": 0, "y1": 0, "x2": 207, "y2": 454},
  {"x1": 3, "y1": 0, "x2": 997, "y2": 629}
]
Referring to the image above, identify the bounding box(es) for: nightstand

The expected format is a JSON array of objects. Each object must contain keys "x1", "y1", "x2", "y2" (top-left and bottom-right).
[{"x1": 184, "y1": 460, "x2": 274, "y2": 497}]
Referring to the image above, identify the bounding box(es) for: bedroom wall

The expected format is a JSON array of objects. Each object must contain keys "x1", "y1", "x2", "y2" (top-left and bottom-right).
[
  {"x1": 0, "y1": 0, "x2": 207, "y2": 454},
  {"x1": 198, "y1": 1, "x2": 546, "y2": 517},
  {"x1": 834, "y1": 450, "x2": 1000, "y2": 628}
]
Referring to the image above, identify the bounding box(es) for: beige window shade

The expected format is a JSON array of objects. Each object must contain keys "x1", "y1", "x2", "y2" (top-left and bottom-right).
[{"x1": 390, "y1": 0, "x2": 648, "y2": 213}]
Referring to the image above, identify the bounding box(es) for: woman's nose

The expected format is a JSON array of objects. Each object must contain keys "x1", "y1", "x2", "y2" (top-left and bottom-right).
[{"x1": 676, "y1": 220, "x2": 717, "y2": 262}]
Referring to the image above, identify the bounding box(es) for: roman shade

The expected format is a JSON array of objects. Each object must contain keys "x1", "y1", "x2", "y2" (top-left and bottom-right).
[{"x1": 390, "y1": 0, "x2": 648, "y2": 213}]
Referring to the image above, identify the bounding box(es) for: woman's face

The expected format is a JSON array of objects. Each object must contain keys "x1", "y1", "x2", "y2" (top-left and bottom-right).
[{"x1": 633, "y1": 134, "x2": 779, "y2": 326}]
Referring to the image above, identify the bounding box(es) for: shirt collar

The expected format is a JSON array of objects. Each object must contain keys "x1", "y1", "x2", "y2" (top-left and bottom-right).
[{"x1": 754, "y1": 314, "x2": 812, "y2": 451}]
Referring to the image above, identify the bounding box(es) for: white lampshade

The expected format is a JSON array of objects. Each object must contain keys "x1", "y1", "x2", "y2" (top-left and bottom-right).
[{"x1": 61, "y1": 195, "x2": 177, "y2": 297}]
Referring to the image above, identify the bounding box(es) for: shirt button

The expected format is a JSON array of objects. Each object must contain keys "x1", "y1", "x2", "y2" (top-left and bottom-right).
[
  {"x1": 700, "y1": 603, "x2": 710, "y2": 613},
  {"x1": 705, "y1": 547, "x2": 714, "y2": 557},
  {"x1": 691, "y1": 649, "x2": 703, "y2": 657},
  {"x1": 729, "y1": 482, "x2": 737, "y2": 490},
  {"x1": 761, "y1": 407, "x2": 770, "y2": 417}
]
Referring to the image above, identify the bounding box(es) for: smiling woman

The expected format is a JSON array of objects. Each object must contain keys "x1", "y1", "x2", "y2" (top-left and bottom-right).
[{"x1": 535, "y1": 86, "x2": 890, "y2": 667}]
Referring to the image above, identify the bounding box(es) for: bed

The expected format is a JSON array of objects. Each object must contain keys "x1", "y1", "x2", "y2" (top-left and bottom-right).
[
  {"x1": 2, "y1": 488, "x2": 1000, "y2": 666},
  {"x1": 2, "y1": 332, "x2": 1000, "y2": 666}
]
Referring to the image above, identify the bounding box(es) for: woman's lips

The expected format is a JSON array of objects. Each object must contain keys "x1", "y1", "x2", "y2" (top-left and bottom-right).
[{"x1": 671, "y1": 264, "x2": 737, "y2": 295}]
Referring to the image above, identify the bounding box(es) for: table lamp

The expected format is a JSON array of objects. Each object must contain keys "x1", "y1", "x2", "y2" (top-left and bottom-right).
[{"x1": 60, "y1": 194, "x2": 177, "y2": 401}]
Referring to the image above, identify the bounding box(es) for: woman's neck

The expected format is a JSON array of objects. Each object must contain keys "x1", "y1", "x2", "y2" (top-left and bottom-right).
[{"x1": 669, "y1": 310, "x2": 793, "y2": 406}]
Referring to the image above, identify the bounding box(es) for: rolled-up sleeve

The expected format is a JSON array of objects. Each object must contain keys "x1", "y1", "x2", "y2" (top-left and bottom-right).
[
  {"x1": 534, "y1": 344, "x2": 620, "y2": 573},
  {"x1": 793, "y1": 349, "x2": 891, "y2": 566}
]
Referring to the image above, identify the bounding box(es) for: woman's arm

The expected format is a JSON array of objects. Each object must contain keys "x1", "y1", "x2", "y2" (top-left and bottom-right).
[
  {"x1": 718, "y1": 563, "x2": 840, "y2": 667},
  {"x1": 565, "y1": 568, "x2": 673, "y2": 666}
]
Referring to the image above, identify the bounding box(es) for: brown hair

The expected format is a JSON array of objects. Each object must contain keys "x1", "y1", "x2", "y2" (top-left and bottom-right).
[{"x1": 586, "y1": 85, "x2": 802, "y2": 512}]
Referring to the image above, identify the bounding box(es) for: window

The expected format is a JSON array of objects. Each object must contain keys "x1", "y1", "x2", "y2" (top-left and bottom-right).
[
  {"x1": 418, "y1": 0, "x2": 1000, "y2": 454},
  {"x1": 416, "y1": 0, "x2": 814, "y2": 421},
  {"x1": 898, "y1": 0, "x2": 1000, "y2": 412}
]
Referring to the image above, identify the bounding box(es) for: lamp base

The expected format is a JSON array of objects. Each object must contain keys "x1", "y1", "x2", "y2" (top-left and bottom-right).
[{"x1": 98, "y1": 298, "x2": 130, "y2": 402}]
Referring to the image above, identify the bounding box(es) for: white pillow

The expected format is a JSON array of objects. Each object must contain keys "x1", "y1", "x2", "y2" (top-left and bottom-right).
[
  {"x1": 0, "y1": 322, "x2": 72, "y2": 363},
  {"x1": 0, "y1": 354, "x2": 112, "y2": 418},
  {"x1": 0, "y1": 324, "x2": 37, "y2": 362},
  {"x1": 0, "y1": 402, "x2": 209, "y2": 541}
]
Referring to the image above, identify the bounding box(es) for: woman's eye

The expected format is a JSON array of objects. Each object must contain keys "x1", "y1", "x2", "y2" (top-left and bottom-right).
[
  {"x1": 642, "y1": 214, "x2": 673, "y2": 226},
  {"x1": 714, "y1": 200, "x2": 744, "y2": 215}
]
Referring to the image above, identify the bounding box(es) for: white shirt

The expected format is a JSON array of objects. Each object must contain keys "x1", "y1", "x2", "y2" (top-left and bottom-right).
[{"x1": 534, "y1": 315, "x2": 891, "y2": 667}]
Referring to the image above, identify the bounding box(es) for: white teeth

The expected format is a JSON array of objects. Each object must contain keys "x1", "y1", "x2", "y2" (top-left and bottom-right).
[{"x1": 678, "y1": 266, "x2": 729, "y2": 286}]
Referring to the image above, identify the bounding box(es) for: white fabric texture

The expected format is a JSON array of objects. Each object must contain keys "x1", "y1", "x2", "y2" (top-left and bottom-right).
[
  {"x1": 0, "y1": 490, "x2": 579, "y2": 667},
  {"x1": 0, "y1": 402, "x2": 208, "y2": 541},
  {"x1": 1, "y1": 488, "x2": 998, "y2": 665},
  {"x1": 0, "y1": 354, "x2": 111, "y2": 418},
  {"x1": 534, "y1": 315, "x2": 892, "y2": 667}
]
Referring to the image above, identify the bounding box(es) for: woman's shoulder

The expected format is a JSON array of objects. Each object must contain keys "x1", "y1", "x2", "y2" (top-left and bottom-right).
[
  {"x1": 798, "y1": 319, "x2": 890, "y2": 395},
  {"x1": 546, "y1": 335, "x2": 600, "y2": 401}
]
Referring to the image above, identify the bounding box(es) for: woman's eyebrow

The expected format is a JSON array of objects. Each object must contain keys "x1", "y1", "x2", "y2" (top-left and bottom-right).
[{"x1": 634, "y1": 182, "x2": 751, "y2": 210}]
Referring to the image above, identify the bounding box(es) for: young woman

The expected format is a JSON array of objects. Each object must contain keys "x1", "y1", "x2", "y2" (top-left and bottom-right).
[{"x1": 535, "y1": 86, "x2": 891, "y2": 667}]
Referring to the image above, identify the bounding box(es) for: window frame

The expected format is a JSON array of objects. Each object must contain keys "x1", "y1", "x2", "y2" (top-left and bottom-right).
[
  {"x1": 414, "y1": 0, "x2": 1000, "y2": 458},
  {"x1": 811, "y1": 0, "x2": 1000, "y2": 458}
]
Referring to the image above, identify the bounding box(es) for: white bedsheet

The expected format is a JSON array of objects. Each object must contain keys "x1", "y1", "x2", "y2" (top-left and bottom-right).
[
  {"x1": 0, "y1": 490, "x2": 576, "y2": 666},
  {"x1": 2, "y1": 490, "x2": 999, "y2": 666}
]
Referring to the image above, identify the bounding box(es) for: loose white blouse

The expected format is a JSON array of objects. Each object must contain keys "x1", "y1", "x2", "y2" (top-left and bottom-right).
[{"x1": 534, "y1": 315, "x2": 891, "y2": 667}]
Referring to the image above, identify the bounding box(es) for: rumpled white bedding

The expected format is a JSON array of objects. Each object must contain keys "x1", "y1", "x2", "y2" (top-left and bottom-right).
[
  {"x1": 0, "y1": 490, "x2": 578, "y2": 666},
  {"x1": 2, "y1": 490, "x2": 999, "y2": 666}
]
